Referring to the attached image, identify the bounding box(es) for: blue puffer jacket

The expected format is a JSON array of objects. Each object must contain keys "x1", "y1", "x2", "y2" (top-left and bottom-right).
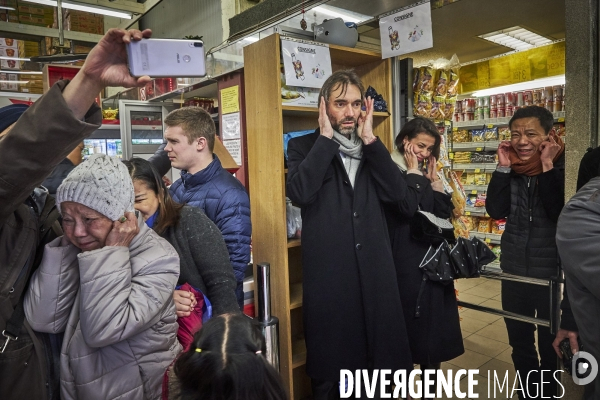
[{"x1": 170, "y1": 155, "x2": 251, "y2": 285}]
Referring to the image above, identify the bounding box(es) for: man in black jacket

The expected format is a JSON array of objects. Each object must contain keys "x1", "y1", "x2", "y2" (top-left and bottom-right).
[
  {"x1": 486, "y1": 106, "x2": 564, "y2": 399},
  {"x1": 286, "y1": 70, "x2": 412, "y2": 399}
]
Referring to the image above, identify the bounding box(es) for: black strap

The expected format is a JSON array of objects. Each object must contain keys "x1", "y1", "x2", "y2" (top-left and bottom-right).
[{"x1": 4, "y1": 291, "x2": 26, "y2": 340}]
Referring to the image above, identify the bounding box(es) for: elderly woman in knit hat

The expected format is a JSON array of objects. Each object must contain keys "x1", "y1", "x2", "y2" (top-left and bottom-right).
[{"x1": 24, "y1": 154, "x2": 181, "y2": 400}]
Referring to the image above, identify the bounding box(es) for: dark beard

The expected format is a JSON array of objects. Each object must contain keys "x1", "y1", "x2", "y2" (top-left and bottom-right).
[{"x1": 332, "y1": 120, "x2": 357, "y2": 137}]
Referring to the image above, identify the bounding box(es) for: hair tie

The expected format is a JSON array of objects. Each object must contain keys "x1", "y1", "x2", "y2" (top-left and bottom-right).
[
  {"x1": 195, "y1": 348, "x2": 202, "y2": 353},
  {"x1": 255, "y1": 350, "x2": 262, "y2": 354}
]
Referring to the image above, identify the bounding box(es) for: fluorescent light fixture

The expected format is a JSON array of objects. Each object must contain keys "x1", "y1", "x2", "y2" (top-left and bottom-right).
[
  {"x1": 0, "y1": 70, "x2": 42, "y2": 74},
  {"x1": 242, "y1": 37, "x2": 259, "y2": 43},
  {"x1": 0, "y1": 6, "x2": 15, "y2": 10},
  {"x1": 23, "y1": 0, "x2": 132, "y2": 19},
  {"x1": 313, "y1": 5, "x2": 372, "y2": 24},
  {"x1": 0, "y1": 80, "x2": 30, "y2": 84},
  {"x1": 479, "y1": 26, "x2": 553, "y2": 51},
  {"x1": 0, "y1": 56, "x2": 30, "y2": 61},
  {"x1": 471, "y1": 75, "x2": 565, "y2": 97}
]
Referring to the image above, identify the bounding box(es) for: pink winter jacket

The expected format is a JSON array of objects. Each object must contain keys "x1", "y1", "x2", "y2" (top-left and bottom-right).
[{"x1": 24, "y1": 215, "x2": 182, "y2": 400}]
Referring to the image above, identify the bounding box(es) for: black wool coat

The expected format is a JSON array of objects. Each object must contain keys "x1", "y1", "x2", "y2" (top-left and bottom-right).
[
  {"x1": 287, "y1": 130, "x2": 413, "y2": 381},
  {"x1": 384, "y1": 171, "x2": 464, "y2": 365}
]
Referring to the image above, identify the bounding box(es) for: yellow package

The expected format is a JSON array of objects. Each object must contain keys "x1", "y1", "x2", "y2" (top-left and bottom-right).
[
  {"x1": 478, "y1": 218, "x2": 492, "y2": 233},
  {"x1": 464, "y1": 173, "x2": 475, "y2": 185},
  {"x1": 474, "y1": 173, "x2": 487, "y2": 186}
]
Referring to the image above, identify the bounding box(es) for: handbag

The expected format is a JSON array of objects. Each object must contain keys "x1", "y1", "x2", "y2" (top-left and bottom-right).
[{"x1": 410, "y1": 210, "x2": 456, "y2": 245}]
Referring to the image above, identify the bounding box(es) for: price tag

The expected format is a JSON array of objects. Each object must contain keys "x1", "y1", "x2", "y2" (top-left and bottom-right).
[
  {"x1": 465, "y1": 211, "x2": 471, "y2": 216},
  {"x1": 485, "y1": 238, "x2": 492, "y2": 244},
  {"x1": 445, "y1": 121, "x2": 451, "y2": 126},
  {"x1": 449, "y1": 153, "x2": 454, "y2": 159},
  {"x1": 476, "y1": 147, "x2": 483, "y2": 151},
  {"x1": 453, "y1": 127, "x2": 458, "y2": 131},
  {"x1": 474, "y1": 168, "x2": 481, "y2": 173},
  {"x1": 485, "y1": 213, "x2": 490, "y2": 217},
  {"x1": 471, "y1": 190, "x2": 477, "y2": 194},
  {"x1": 487, "y1": 124, "x2": 494, "y2": 129},
  {"x1": 558, "y1": 117, "x2": 565, "y2": 122}
]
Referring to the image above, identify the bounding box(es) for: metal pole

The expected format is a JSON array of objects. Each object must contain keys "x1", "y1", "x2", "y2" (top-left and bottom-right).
[
  {"x1": 255, "y1": 263, "x2": 280, "y2": 372},
  {"x1": 457, "y1": 301, "x2": 550, "y2": 327},
  {"x1": 57, "y1": 0, "x2": 64, "y2": 47}
]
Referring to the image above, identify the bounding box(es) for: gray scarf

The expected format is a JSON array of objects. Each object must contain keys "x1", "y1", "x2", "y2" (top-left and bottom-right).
[{"x1": 332, "y1": 130, "x2": 362, "y2": 187}]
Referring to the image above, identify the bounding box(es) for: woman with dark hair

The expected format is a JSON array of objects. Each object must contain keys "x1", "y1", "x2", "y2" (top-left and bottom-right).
[
  {"x1": 385, "y1": 117, "x2": 463, "y2": 397},
  {"x1": 175, "y1": 313, "x2": 287, "y2": 400},
  {"x1": 123, "y1": 158, "x2": 239, "y2": 350}
]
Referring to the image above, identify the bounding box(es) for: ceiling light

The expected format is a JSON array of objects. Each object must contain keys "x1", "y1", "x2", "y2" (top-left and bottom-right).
[
  {"x1": 312, "y1": 5, "x2": 372, "y2": 24},
  {"x1": 0, "y1": 6, "x2": 15, "y2": 10},
  {"x1": 0, "y1": 56, "x2": 31, "y2": 61},
  {"x1": 241, "y1": 36, "x2": 259, "y2": 43},
  {"x1": 0, "y1": 70, "x2": 42, "y2": 74},
  {"x1": 479, "y1": 26, "x2": 552, "y2": 51},
  {"x1": 0, "y1": 80, "x2": 30, "y2": 84},
  {"x1": 22, "y1": 0, "x2": 132, "y2": 19},
  {"x1": 471, "y1": 75, "x2": 565, "y2": 97}
]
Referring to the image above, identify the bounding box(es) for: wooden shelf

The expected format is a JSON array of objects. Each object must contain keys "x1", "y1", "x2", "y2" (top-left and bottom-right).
[
  {"x1": 287, "y1": 238, "x2": 301, "y2": 248},
  {"x1": 290, "y1": 282, "x2": 303, "y2": 309},
  {"x1": 282, "y1": 105, "x2": 390, "y2": 118},
  {"x1": 292, "y1": 338, "x2": 307, "y2": 369}
]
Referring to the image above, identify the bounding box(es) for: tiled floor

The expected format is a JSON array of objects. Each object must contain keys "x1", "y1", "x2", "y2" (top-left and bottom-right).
[{"x1": 411, "y1": 277, "x2": 518, "y2": 399}]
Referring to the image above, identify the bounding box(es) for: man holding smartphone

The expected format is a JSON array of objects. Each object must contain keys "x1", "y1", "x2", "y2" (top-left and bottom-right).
[
  {"x1": 486, "y1": 106, "x2": 564, "y2": 399},
  {"x1": 0, "y1": 28, "x2": 154, "y2": 400}
]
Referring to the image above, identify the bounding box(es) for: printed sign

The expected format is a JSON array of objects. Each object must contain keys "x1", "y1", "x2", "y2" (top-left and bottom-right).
[
  {"x1": 220, "y1": 85, "x2": 240, "y2": 114},
  {"x1": 281, "y1": 38, "x2": 332, "y2": 89},
  {"x1": 223, "y1": 139, "x2": 242, "y2": 165},
  {"x1": 221, "y1": 112, "x2": 241, "y2": 140},
  {"x1": 378, "y1": 2, "x2": 433, "y2": 59}
]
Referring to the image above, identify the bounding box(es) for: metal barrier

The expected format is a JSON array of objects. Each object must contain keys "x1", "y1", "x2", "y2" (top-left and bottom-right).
[{"x1": 456, "y1": 269, "x2": 563, "y2": 335}]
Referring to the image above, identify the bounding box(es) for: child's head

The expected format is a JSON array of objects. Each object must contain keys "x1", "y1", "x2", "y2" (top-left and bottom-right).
[{"x1": 174, "y1": 313, "x2": 288, "y2": 400}]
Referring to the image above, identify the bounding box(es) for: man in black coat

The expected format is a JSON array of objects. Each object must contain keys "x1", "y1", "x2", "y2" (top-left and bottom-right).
[
  {"x1": 287, "y1": 70, "x2": 412, "y2": 399},
  {"x1": 486, "y1": 106, "x2": 564, "y2": 399}
]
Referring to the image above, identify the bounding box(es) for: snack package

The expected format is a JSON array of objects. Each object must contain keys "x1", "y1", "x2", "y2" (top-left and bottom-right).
[
  {"x1": 492, "y1": 219, "x2": 506, "y2": 235},
  {"x1": 452, "y1": 129, "x2": 470, "y2": 143},
  {"x1": 554, "y1": 123, "x2": 566, "y2": 137},
  {"x1": 475, "y1": 193, "x2": 487, "y2": 207},
  {"x1": 453, "y1": 152, "x2": 472, "y2": 163},
  {"x1": 471, "y1": 151, "x2": 496, "y2": 163},
  {"x1": 486, "y1": 173, "x2": 493, "y2": 184},
  {"x1": 415, "y1": 93, "x2": 432, "y2": 117},
  {"x1": 464, "y1": 173, "x2": 475, "y2": 185},
  {"x1": 452, "y1": 216, "x2": 470, "y2": 239},
  {"x1": 431, "y1": 96, "x2": 446, "y2": 121},
  {"x1": 449, "y1": 171, "x2": 466, "y2": 217},
  {"x1": 464, "y1": 216, "x2": 480, "y2": 232},
  {"x1": 484, "y1": 127, "x2": 498, "y2": 141},
  {"x1": 444, "y1": 97, "x2": 456, "y2": 121},
  {"x1": 471, "y1": 129, "x2": 485, "y2": 142},
  {"x1": 466, "y1": 194, "x2": 477, "y2": 207},
  {"x1": 412, "y1": 68, "x2": 421, "y2": 93},
  {"x1": 438, "y1": 135, "x2": 451, "y2": 167},
  {"x1": 491, "y1": 245, "x2": 502, "y2": 259},
  {"x1": 446, "y1": 69, "x2": 459, "y2": 98},
  {"x1": 498, "y1": 127, "x2": 511, "y2": 141},
  {"x1": 434, "y1": 70, "x2": 448, "y2": 97},
  {"x1": 474, "y1": 173, "x2": 488, "y2": 186},
  {"x1": 419, "y1": 66, "x2": 434, "y2": 93},
  {"x1": 478, "y1": 218, "x2": 492, "y2": 233}
]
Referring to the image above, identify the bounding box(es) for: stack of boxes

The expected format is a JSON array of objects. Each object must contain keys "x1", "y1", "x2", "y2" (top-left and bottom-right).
[
  {"x1": 0, "y1": 38, "x2": 19, "y2": 92},
  {"x1": 67, "y1": 11, "x2": 104, "y2": 35},
  {"x1": 18, "y1": 3, "x2": 53, "y2": 27},
  {"x1": 0, "y1": 0, "x2": 18, "y2": 23}
]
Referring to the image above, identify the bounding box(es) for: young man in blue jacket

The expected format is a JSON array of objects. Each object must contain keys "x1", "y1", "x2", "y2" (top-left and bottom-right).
[{"x1": 150, "y1": 107, "x2": 251, "y2": 310}]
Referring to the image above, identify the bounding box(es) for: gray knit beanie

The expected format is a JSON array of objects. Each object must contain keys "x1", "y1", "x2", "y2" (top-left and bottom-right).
[{"x1": 56, "y1": 153, "x2": 135, "y2": 221}]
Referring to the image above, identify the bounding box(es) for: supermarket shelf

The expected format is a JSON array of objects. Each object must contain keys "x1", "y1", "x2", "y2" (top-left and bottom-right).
[
  {"x1": 287, "y1": 238, "x2": 301, "y2": 248},
  {"x1": 289, "y1": 282, "x2": 303, "y2": 309},
  {"x1": 131, "y1": 125, "x2": 162, "y2": 131},
  {"x1": 292, "y1": 338, "x2": 307, "y2": 369},
  {"x1": 282, "y1": 105, "x2": 390, "y2": 118},
  {"x1": 452, "y1": 141, "x2": 499, "y2": 151},
  {"x1": 454, "y1": 111, "x2": 566, "y2": 129},
  {"x1": 465, "y1": 207, "x2": 487, "y2": 217},
  {"x1": 483, "y1": 262, "x2": 502, "y2": 273},
  {"x1": 469, "y1": 231, "x2": 502, "y2": 245},
  {"x1": 463, "y1": 185, "x2": 489, "y2": 192},
  {"x1": 452, "y1": 163, "x2": 496, "y2": 172}
]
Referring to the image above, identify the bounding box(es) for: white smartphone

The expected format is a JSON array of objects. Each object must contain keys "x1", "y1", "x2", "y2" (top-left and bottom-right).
[{"x1": 126, "y1": 38, "x2": 206, "y2": 78}]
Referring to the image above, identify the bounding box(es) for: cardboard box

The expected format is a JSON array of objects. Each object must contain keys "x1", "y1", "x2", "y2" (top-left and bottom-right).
[
  {"x1": 1, "y1": 59, "x2": 20, "y2": 70},
  {"x1": 19, "y1": 14, "x2": 46, "y2": 25},
  {"x1": 0, "y1": 0, "x2": 17, "y2": 7},
  {"x1": 0, "y1": 72, "x2": 19, "y2": 91},
  {"x1": 18, "y1": 5, "x2": 46, "y2": 16}
]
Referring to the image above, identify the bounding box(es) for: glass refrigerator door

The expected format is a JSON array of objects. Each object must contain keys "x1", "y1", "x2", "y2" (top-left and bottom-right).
[{"x1": 119, "y1": 100, "x2": 177, "y2": 180}]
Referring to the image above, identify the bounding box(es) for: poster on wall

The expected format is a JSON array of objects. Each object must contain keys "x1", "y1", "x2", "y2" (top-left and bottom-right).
[
  {"x1": 378, "y1": 1, "x2": 433, "y2": 59},
  {"x1": 281, "y1": 38, "x2": 332, "y2": 89}
]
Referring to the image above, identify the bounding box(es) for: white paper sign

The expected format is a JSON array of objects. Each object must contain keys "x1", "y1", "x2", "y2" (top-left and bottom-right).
[
  {"x1": 281, "y1": 38, "x2": 332, "y2": 89},
  {"x1": 221, "y1": 112, "x2": 241, "y2": 140},
  {"x1": 379, "y1": 2, "x2": 433, "y2": 59},
  {"x1": 223, "y1": 139, "x2": 242, "y2": 165}
]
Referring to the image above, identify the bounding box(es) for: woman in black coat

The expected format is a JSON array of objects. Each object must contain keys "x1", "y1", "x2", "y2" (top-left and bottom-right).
[{"x1": 385, "y1": 117, "x2": 464, "y2": 393}]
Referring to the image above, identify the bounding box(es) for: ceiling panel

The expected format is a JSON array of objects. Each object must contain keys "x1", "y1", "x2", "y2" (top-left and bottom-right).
[{"x1": 329, "y1": 0, "x2": 566, "y2": 65}]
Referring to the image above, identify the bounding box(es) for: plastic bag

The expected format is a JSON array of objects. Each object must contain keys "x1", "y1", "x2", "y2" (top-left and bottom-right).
[{"x1": 286, "y1": 198, "x2": 302, "y2": 239}]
